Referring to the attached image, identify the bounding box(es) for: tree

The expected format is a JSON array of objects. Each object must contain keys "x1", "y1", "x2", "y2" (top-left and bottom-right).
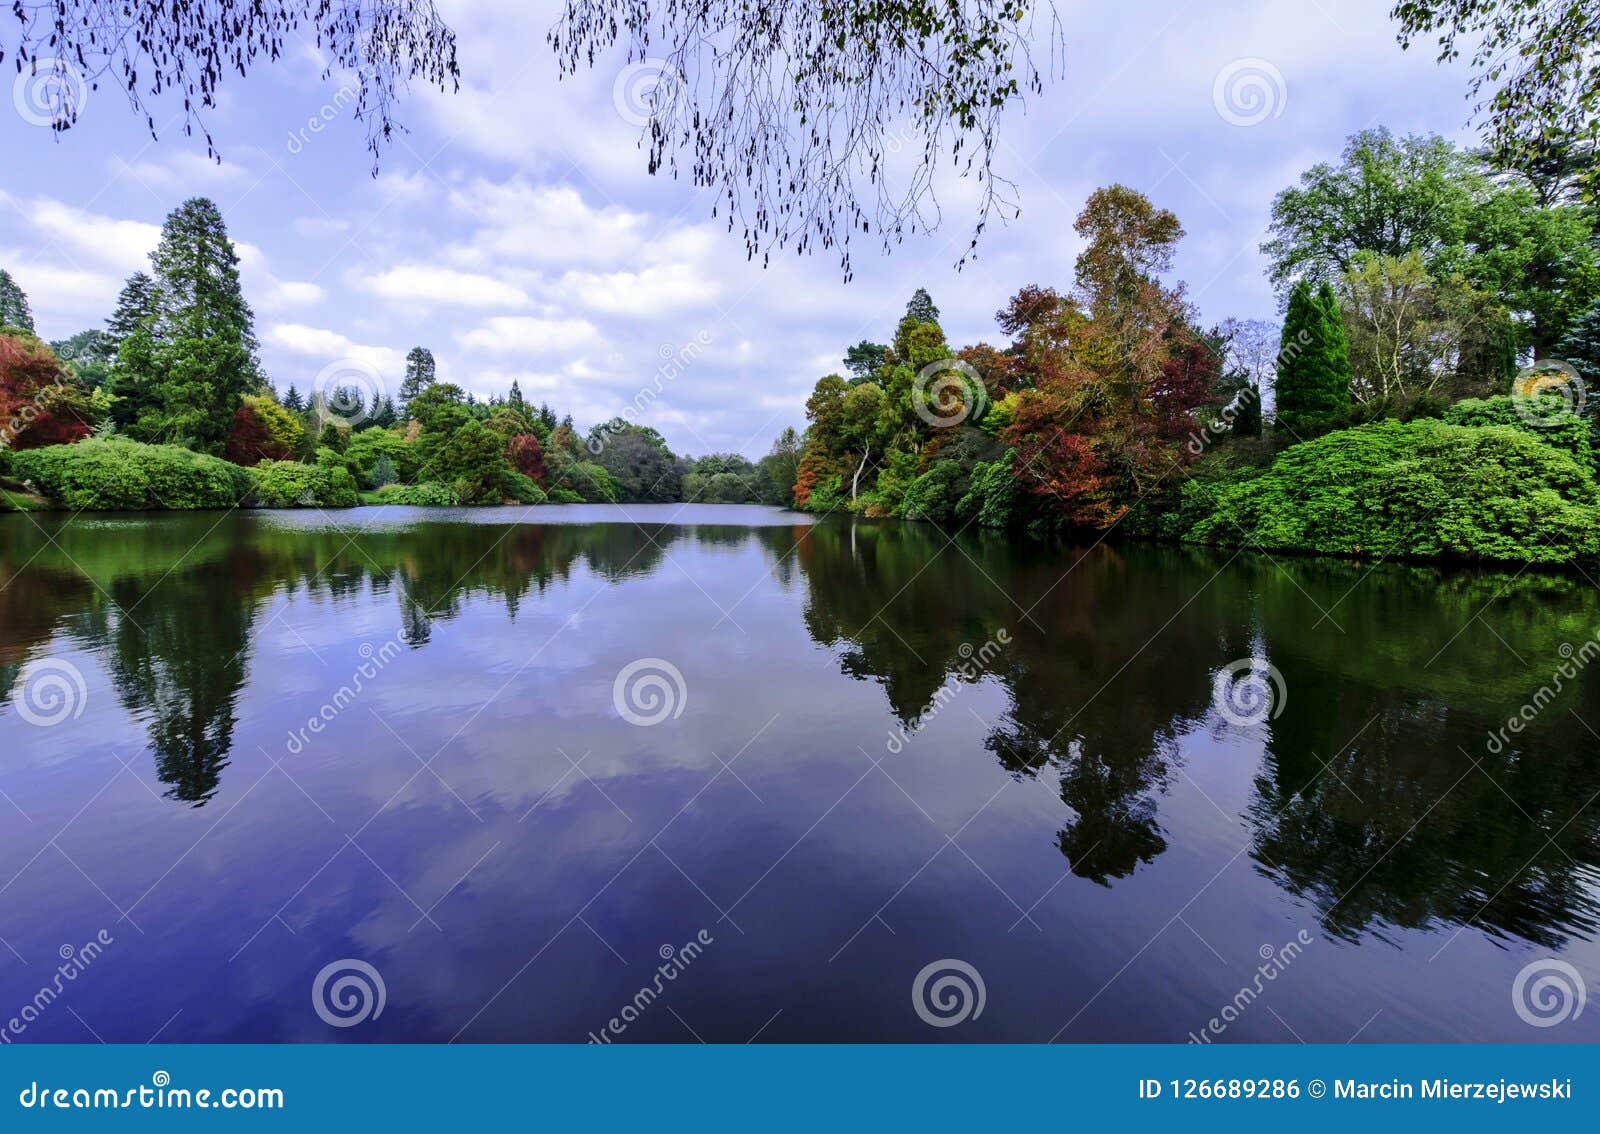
[
  {"x1": 587, "y1": 420, "x2": 683, "y2": 502},
  {"x1": 1274, "y1": 279, "x2": 1351, "y2": 436},
  {"x1": 1337, "y1": 252, "x2": 1512, "y2": 410},
  {"x1": 49, "y1": 329, "x2": 115, "y2": 388},
  {"x1": 109, "y1": 198, "x2": 261, "y2": 453},
  {"x1": 4, "y1": 1, "x2": 459, "y2": 168},
  {"x1": 1393, "y1": 0, "x2": 1600, "y2": 199},
  {"x1": 282, "y1": 384, "x2": 305, "y2": 412},
  {"x1": 904, "y1": 288, "x2": 940, "y2": 325},
  {"x1": 1558, "y1": 299, "x2": 1600, "y2": 386},
  {"x1": 224, "y1": 393, "x2": 304, "y2": 465},
  {"x1": 1262, "y1": 129, "x2": 1490, "y2": 293},
  {"x1": 507, "y1": 379, "x2": 527, "y2": 414},
  {"x1": 506, "y1": 433, "x2": 547, "y2": 484},
  {"x1": 757, "y1": 427, "x2": 804, "y2": 505},
  {"x1": 843, "y1": 340, "x2": 889, "y2": 382},
  {"x1": 105, "y1": 271, "x2": 159, "y2": 349},
  {"x1": 0, "y1": 331, "x2": 98, "y2": 448},
  {"x1": 400, "y1": 346, "x2": 436, "y2": 402},
  {"x1": 0, "y1": 269, "x2": 34, "y2": 332}
]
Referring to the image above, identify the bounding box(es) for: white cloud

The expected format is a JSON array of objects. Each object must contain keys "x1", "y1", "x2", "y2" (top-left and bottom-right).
[
  {"x1": 458, "y1": 315, "x2": 603, "y2": 357},
  {"x1": 364, "y1": 264, "x2": 529, "y2": 307}
]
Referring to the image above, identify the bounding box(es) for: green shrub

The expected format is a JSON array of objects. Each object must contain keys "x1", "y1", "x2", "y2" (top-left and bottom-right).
[
  {"x1": 346, "y1": 428, "x2": 417, "y2": 486},
  {"x1": 1189, "y1": 420, "x2": 1600, "y2": 563},
  {"x1": 567, "y1": 460, "x2": 619, "y2": 503},
  {"x1": 901, "y1": 461, "x2": 961, "y2": 523},
  {"x1": 500, "y1": 469, "x2": 548, "y2": 504},
  {"x1": 1443, "y1": 394, "x2": 1594, "y2": 471},
  {"x1": 13, "y1": 438, "x2": 252, "y2": 510},
  {"x1": 249, "y1": 460, "x2": 359, "y2": 508},
  {"x1": 955, "y1": 453, "x2": 1023, "y2": 530},
  {"x1": 374, "y1": 482, "x2": 460, "y2": 506},
  {"x1": 546, "y1": 486, "x2": 584, "y2": 504}
]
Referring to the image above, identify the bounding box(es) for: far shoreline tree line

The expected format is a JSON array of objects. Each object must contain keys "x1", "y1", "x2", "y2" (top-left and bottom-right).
[{"x1": 4, "y1": 126, "x2": 1600, "y2": 564}]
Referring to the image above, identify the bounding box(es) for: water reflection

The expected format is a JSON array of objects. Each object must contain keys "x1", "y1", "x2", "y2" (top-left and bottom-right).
[{"x1": 2, "y1": 507, "x2": 1599, "y2": 959}]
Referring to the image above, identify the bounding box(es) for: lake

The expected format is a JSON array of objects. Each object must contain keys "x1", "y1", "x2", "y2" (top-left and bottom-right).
[{"x1": 2, "y1": 503, "x2": 1598, "y2": 1042}]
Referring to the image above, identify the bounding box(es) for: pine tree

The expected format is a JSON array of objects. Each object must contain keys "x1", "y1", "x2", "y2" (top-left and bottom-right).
[
  {"x1": 0, "y1": 268, "x2": 34, "y2": 332},
  {"x1": 1273, "y1": 279, "x2": 1351, "y2": 436},
  {"x1": 104, "y1": 271, "x2": 158, "y2": 349},
  {"x1": 1559, "y1": 297, "x2": 1600, "y2": 386},
  {"x1": 508, "y1": 379, "x2": 526, "y2": 413},
  {"x1": 282, "y1": 384, "x2": 305, "y2": 412},
  {"x1": 400, "y1": 346, "x2": 436, "y2": 401},
  {"x1": 905, "y1": 288, "x2": 939, "y2": 325}
]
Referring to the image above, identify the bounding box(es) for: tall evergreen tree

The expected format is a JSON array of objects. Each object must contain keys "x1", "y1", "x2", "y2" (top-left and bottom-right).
[
  {"x1": 843, "y1": 339, "x2": 889, "y2": 382},
  {"x1": 104, "y1": 271, "x2": 159, "y2": 349},
  {"x1": 282, "y1": 383, "x2": 305, "y2": 412},
  {"x1": 1273, "y1": 279, "x2": 1351, "y2": 436},
  {"x1": 400, "y1": 346, "x2": 436, "y2": 401},
  {"x1": 0, "y1": 268, "x2": 34, "y2": 331},
  {"x1": 508, "y1": 378, "x2": 526, "y2": 413},
  {"x1": 905, "y1": 287, "x2": 940, "y2": 325},
  {"x1": 1559, "y1": 297, "x2": 1600, "y2": 387}
]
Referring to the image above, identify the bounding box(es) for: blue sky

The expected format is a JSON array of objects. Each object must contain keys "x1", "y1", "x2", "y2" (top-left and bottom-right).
[{"x1": 0, "y1": 0, "x2": 1477, "y2": 457}]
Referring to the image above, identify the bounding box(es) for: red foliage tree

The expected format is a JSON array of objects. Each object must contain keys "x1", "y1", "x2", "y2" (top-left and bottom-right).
[
  {"x1": 0, "y1": 333, "x2": 93, "y2": 450},
  {"x1": 506, "y1": 433, "x2": 547, "y2": 484}
]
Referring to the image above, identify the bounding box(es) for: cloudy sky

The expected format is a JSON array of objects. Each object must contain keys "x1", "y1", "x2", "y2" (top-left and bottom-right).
[{"x1": 0, "y1": 0, "x2": 1477, "y2": 456}]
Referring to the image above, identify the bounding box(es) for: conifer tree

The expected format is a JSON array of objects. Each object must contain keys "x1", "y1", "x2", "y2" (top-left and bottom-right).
[
  {"x1": 1273, "y1": 279, "x2": 1351, "y2": 436},
  {"x1": 400, "y1": 346, "x2": 436, "y2": 401},
  {"x1": 0, "y1": 268, "x2": 34, "y2": 332}
]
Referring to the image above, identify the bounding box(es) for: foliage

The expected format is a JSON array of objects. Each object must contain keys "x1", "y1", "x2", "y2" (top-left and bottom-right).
[
  {"x1": 375, "y1": 482, "x2": 460, "y2": 506},
  {"x1": 1, "y1": 331, "x2": 99, "y2": 449},
  {"x1": 546, "y1": 485, "x2": 585, "y2": 504},
  {"x1": 1262, "y1": 128, "x2": 1598, "y2": 353},
  {"x1": 1189, "y1": 419, "x2": 1600, "y2": 563},
  {"x1": 346, "y1": 428, "x2": 418, "y2": 487},
  {"x1": 13, "y1": 438, "x2": 252, "y2": 510},
  {"x1": 0, "y1": 269, "x2": 36, "y2": 332},
  {"x1": 756, "y1": 427, "x2": 804, "y2": 506},
  {"x1": 248, "y1": 460, "x2": 359, "y2": 508},
  {"x1": 370, "y1": 452, "x2": 398, "y2": 488},
  {"x1": 1559, "y1": 298, "x2": 1600, "y2": 386},
  {"x1": 1393, "y1": 0, "x2": 1600, "y2": 202},
  {"x1": 843, "y1": 340, "x2": 889, "y2": 382},
  {"x1": 1336, "y1": 251, "x2": 1512, "y2": 410},
  {"x1": 400, "y1": 346, "x2": 437, "y2": 402},
  {"x1": 429, "y1": 420, "x2": 508, "y2": 504},
  {"x1": 224, "y1": 393, "x2": 303, "y2": 465},
  {"x1": 1443, "y1": 394, "x2": 1595, "y2": 469},
  {"x1": 1274, "y1": 279, "x2": 1352, "y2": 436},
  {"x1": 500, "y1": 469, "x2": 548, "y2": 505},
  {"x1": 584, "y1": 420, "x2": 683, "y2": 501},
  {"x1": 3, "y1": 1, "x2": 459, "y2": 167},
  {"x1": 548, "y1": 0, "x2": 1058, "y2": 276}
]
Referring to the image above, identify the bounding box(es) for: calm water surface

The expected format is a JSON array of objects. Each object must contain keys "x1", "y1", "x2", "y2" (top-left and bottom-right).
[{"x1": 2, "y1": 503, "x2": 1599, "y2": 1042}]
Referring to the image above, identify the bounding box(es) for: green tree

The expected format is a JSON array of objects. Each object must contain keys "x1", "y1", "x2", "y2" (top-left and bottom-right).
[
  {"x1": 105, "y1": 271, "x2": 158, "y2": 349},
  {"x1": 843, "y1": 340, "x2": 888, "y2": 382},
  {"x1": 400, "y1": 346, "x2": 436, "y2": 402},
  {"x1": 905, "y1": 288, "x2": 940, "y2": 325},
  {"x1": 1558, "y1": 298, "x2": 1600, "y2": 386},
  {"x1": 1274, "y1": 279, "x2": 1351, "y2": 436},
  {"x1": 0, "y1": 268, "x2": 34, "y2": 332}
]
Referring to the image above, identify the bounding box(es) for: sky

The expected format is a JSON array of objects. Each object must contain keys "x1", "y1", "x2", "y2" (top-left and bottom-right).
[{"x1": 0, "y1": 0, "x2": 1480, "y2": 457}]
